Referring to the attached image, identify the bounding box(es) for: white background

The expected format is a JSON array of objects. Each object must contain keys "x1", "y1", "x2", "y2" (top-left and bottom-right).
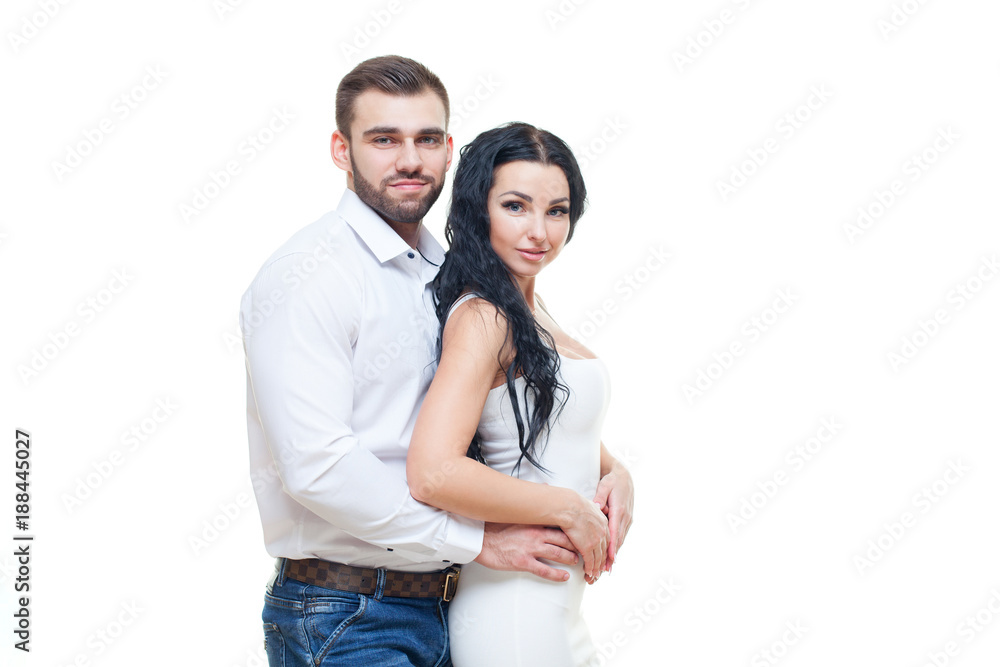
[{"x1": 3, "y1": 0, "x2": 999, "y2": 665}]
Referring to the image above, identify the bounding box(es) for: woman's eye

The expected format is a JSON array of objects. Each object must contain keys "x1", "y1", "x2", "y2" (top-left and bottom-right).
[
  {"x1": 548, "y1": 207, "x2": 568, "y2": 216},
  {"x1": 501, "y1": 201, "x2": 524, "y2": 213}
]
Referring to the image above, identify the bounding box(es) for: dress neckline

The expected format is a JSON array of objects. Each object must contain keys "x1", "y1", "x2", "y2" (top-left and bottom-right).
[{"x1": 488, "y1": 352, "x2": 604, "y2": 393}]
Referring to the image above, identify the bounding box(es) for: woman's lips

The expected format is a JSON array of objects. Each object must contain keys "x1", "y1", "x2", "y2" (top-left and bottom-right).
[{"x1": 518, "y1": 249, "x2": 547, "y2": 261}]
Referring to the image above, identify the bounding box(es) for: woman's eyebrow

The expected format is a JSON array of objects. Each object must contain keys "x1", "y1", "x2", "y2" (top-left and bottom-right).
[{"x1": 497, "y1": 190, "x2": 532, "y2": 201}]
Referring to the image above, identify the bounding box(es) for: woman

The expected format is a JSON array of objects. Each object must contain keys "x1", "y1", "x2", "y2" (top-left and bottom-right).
[{"x1": 407, "y1": 122, "x2": 626, "y2": 666}]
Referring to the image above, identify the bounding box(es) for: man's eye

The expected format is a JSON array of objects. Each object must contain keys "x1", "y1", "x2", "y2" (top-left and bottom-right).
[
  {"x1": 418, "y1": 136, "x2": 440, "y2": 144},
  {"x1": 374, "y1": 137, "x2": 392, "y2": 144}
]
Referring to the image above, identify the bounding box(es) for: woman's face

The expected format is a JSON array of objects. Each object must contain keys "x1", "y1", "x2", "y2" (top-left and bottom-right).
[{"x1": 487, "y1": 160, "x2": 571, "y2": 287}]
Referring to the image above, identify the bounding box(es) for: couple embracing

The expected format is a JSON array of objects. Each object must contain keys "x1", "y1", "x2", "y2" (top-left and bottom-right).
[{"x1": 241, "y1": 55, "x2": 634, "y2": 667}]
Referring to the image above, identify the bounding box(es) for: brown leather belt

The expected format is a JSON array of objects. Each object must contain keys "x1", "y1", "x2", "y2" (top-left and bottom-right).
[{"x1": 283, "y1": 558, "x2": 461, "y2": 602}]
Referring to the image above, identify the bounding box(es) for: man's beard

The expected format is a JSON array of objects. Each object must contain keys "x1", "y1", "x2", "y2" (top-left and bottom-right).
[{"x1": 350, "y1": 151, "x2": 445, "y2": 225}]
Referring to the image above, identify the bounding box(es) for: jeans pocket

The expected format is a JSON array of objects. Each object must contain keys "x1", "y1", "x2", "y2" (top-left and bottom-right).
[
  {"x1": 305, "y1": 592, "x2": 367, "y2": 663},
  {"x1": 262, "y1": 622, "x2": 285, "y2": 667}
]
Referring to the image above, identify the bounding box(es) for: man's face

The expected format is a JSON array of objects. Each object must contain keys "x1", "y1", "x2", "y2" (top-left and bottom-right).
[{"x1": 337, "y1": 90, "x2": 453, "y2": 226}]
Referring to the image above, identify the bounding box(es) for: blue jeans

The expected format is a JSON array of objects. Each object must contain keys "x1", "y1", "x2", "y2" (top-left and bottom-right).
[{"x1": 262, "y1": 559, "x2": 453, "y2": 667}]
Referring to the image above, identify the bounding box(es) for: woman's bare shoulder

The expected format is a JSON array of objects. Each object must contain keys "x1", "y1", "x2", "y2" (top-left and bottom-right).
[{"x1": 443, "y1": 294, "x2": 512, "y2": 364}]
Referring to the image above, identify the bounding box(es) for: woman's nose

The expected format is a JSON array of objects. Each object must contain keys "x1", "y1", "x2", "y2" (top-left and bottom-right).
[{"x1": 526, "y1": 215, "x2": 546, "y2": 242}]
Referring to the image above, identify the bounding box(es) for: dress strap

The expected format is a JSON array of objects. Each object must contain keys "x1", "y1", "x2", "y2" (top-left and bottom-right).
[{"x1": 444, "y1": 291, "x2": 484, "y2": 322}]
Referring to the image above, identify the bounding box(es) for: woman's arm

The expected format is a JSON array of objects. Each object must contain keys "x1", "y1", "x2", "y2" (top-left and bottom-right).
[{"x1": 407, "y1": 297, "x2": 608, "y2": 579}]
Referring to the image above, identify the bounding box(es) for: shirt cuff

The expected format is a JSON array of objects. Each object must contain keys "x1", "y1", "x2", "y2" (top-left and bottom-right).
[{"x1": 436, "y1": 513, "x2": 485, "y2": 565}]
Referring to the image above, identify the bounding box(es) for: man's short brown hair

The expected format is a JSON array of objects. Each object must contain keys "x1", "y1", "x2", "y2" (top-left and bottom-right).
[{"x1": 336, "y1": 55, "x2": 450, "y2": 139}]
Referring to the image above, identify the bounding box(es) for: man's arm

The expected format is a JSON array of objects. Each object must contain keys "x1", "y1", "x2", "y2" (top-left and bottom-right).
[
  {"x1": 242, "y1": 250, "x2": 483, "y2": 564},
  {"x1": 592, "y1": 443, "x2": 634, "y2": 572}
]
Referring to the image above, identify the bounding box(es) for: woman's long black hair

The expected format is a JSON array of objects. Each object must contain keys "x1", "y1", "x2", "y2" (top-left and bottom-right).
[{"x1": 433, "y1": 122, "x2": 588, "y2": 472}]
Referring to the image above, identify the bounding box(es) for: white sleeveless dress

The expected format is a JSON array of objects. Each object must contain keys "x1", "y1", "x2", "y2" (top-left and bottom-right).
[{"x1": 446, "y1": 294, "x2": 611, "y2": 667}]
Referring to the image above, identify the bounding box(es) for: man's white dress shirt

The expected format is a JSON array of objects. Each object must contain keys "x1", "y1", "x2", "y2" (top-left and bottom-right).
[{"x1": 241, "y1": 190, "x2": 484, "y2": 571}]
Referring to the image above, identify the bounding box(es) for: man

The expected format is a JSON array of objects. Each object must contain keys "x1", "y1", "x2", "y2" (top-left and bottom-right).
[{"x1": 241, "y1": 55, "x2": 633, "y2": 666}]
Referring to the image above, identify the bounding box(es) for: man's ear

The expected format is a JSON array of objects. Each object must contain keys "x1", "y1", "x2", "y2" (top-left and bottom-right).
[
  {"x1": 445, "y1": 133, "x2": 454, "y2": 171},
  {"x1": 331, "y1": 130, "x2": 352, "y2": 172}
]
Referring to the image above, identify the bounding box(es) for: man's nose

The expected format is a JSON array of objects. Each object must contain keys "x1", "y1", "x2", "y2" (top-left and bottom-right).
[{"x1": 395, "y1": 140, "x2": 422, "y2": 173}]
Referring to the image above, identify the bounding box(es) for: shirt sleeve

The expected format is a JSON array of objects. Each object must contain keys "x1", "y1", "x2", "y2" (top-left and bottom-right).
[{"x1": 242, "y1": 250, "x2": 484, "y2": 564}]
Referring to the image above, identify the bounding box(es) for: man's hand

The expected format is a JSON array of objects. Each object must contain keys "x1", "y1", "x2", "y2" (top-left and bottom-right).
[
  {"x1": 593, "y1": 459, "x2": 634, "y2": 573},
  {"x1": 475, "y1": 523, "x2": 578, "y2": 582}
]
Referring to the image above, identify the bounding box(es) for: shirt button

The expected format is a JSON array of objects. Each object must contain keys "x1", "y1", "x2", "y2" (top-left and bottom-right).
[{"x1": 407, "y1": 252, "x2": 415, "y2": 259}]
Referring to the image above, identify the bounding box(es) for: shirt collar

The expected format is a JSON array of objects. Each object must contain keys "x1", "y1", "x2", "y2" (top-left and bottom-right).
[{"x1": 336, "y1": 189, "x2": 445, "y2": 267}]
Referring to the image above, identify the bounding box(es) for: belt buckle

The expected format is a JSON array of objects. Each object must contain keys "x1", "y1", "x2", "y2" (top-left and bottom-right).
[{"x1": 442, "y1": 567, "x2": 460, "y2": 602}]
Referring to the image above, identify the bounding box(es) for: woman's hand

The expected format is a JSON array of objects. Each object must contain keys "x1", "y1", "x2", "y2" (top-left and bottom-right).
[
  {"x1": 555, "y1": 489, "x2": 610, "y2": 581},
  {"x1": 593, "y1": 454, "x2": 634, "y2": 573}
]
